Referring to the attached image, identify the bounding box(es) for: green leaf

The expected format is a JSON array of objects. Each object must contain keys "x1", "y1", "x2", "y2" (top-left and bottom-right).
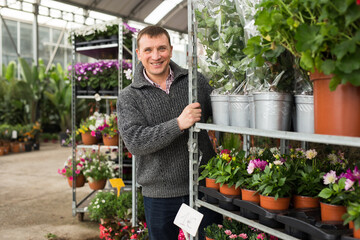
[
  {"x1": 332, "y1": 39, "x2": 356, "y2": 60},
  {"x1": 295, "y1": 25, "x2": 323, "y2": 53},
  {"x1": 300, "y1": 50, "x2": 314, "y2": 71},
  {"x1": 263, "y1": 185, "x2": 273, "y2": 195},
  {"x1": 319, "y1": 188, "x2": 333, "y2": 199},
  {"x1": 345, "y1": 5, "x2": 360, "y2": 26},
  {"x1": 329, "y1": 76, "x2": 341, "y2": 91},
  {"x1": 321, "y1": 59, "x2": 336, "y2": 75},
  {"x1": 278, "y1": 177, "x2": 286, "y2": 186}
]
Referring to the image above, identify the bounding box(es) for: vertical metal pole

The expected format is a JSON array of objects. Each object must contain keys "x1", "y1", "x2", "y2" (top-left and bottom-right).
[
  {"x1": 131, "y1": 36, "x2": 138, "y2": 228},
  {"x1": 71, "y1": 32, "x2": 77, "y2": 216},
  {"x1": 188, "y1": 1, "x2": 198, "y2": 239},
  {"x1": 118, "y1": 20, "x2": 123, "y2": 180},
  {"x1": 32, "y1": 2, "x2": 39, "y2": 66}
]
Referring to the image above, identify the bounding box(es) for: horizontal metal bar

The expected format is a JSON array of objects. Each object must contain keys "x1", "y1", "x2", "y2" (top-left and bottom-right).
[
  {"x1": 76, "y1": 43, "x2": 118, "y2": 51},
  {"x1": 195, "y1": 123, "x2": 360, "y2": 147},
  {"x1": 196, "y1": 199, "x2": 300, "y2": 240},
  {"x1": 76, "y1": 145, "x2": 119, "y2": 149},
  {"x1": 76, "y1": 95, "x2": 118, "y2": 100}
]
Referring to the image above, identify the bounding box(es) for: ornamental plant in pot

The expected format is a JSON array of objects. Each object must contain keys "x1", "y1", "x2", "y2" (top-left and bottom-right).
[
  {"x1": 251, "y1": 157, "x2": 296, "y2": 211},
  {"x1": 247, "y1": 0, "x2": 360, "y2": 136},
  {"x1": 97, "y1": 113, "x2": 119, "y2": 146},
  {"x1": 291, "y1": 148, "x2": 324, "y2": 209},
  {"x1": 214, "y1": 149, "x2": 246, "y2": 196},
  {"x1": 343, "y1": 200, "x2": 360, "y2": 239},
  {"x1": 199, "y1": 156, "x2": 221, "y2": 190},
  {"x1": 58, "y1": 155, "x2": 85, "y2": 188},
  {"x1": 76, "y1": 112, "x2": 104, "y2": 145},
  {"x1": 82, "y1": 149, "x2": 116, "y2": 190}
]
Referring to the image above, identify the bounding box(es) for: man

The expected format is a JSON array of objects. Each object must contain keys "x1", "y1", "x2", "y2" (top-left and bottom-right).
[{"x1": 117, "y1": 26, "x2": 221, "y2": 240}]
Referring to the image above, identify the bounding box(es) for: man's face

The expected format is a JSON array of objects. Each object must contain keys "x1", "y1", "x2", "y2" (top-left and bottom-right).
[{"x1": 136, "y1": 34, "x2": 173, "y2": 81}]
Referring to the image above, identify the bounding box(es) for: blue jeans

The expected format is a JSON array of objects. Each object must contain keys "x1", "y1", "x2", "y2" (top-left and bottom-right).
[{"x1": 143, "y1": 195, "x2": 222, "y2": 240}]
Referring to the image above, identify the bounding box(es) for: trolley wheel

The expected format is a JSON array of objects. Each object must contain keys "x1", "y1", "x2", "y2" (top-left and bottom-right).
[{"x1": 77, "y1": 212, "x2": 84, "y2": 222}]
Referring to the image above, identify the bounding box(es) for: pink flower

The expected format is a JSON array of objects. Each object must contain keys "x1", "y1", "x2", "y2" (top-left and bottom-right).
[
  {"x1": 357, "y1": 0, "x2": 360, "y2": 5},
  {"x1": 230, "y1": 234, "x2": 238, "y2": 239},
  {"x1": 345, "y1": 179, "x2": 355, "y2": 190},
  {"x1": 257, "y1": 233, "x2": 266, "y2": 239},
  {"x1": 218, "y1": 224, "x2": 223, "y2": 229},
  {"x1": 130, "y1": 234, "x2": 138, "y2": 239},
  {"x1": 91, "y1": 131, "x2": 96, "y2": 137},
  {"x1": 269, "y1": 235, "x2": 278, "y2": 240},
  {"x1": 75, "y1": 169, "x2": 80, "y2": 174},
  {"x1": 68, "y1": 176, "x2": 73, "y2": 180},
  {"x1": 225, "y1": 230, "x2": 232, "y2": 235},
  {"x1": 239, "y1": 233, "x2": 248, "y2": 239}
]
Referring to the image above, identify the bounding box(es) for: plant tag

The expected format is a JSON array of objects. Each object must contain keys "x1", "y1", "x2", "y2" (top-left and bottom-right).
[
  {"x1": 12, "y1": 130, "x2": 17, "y2": 139},
  {"x1": 173, "y1": 203, "x2": 203, "y2": 237},
  {"x1": 109, "y1": 178, "x2": 125, "y2": 197}
]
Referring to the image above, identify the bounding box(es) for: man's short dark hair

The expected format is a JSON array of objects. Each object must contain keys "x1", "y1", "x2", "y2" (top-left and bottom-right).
[{"x1": 137, "y1": 26, "x2": 171, "y2": 48}]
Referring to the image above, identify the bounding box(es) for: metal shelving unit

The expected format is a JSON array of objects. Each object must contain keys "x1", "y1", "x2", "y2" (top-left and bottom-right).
[
  {"x1": 187, "y1": 0, "x2": 360, "y2": 239},
  {"x1": 70, "y1": 21, "x2": 132, "y2": 219}
]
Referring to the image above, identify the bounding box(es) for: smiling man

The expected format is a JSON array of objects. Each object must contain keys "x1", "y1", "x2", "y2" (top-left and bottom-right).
[{"x1": 117, "y1": 26, "x2": 221, "y2": 240}]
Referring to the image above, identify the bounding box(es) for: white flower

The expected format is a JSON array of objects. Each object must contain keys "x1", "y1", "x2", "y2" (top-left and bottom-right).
[
  {"x1": 84, "y1": 207, "x2": 88, "y2": 211},
  {"x1": 89, "y1": 125, "x2": 96, "y2": 131},
  {"x1": 88, "y1": 177, "x2": 94, "y2": 182},
  {"x1": 323, "y1": 170, "x2": 337, "y2": 185},
  {"x1": 124, "y1": 68, "x2": 133, "y2": 80},
  {"x1": 273, "y1": 160, "x2": 283, "y2": 165},
  {"x1": 345, "y1": 179, "x2": 355, "y2": 190},
  {"x1": 305, "y1": 149, "x2": 317, "y2": 160},
  {"x1": 96, "y1": 204, "x2": 100, "y2": 209},
  {"x1": 247, "y1": 162, "x2": 255, "y2": 174},
  {"x1": 102, "y1": 199, "x2": 105, "y2": 203},
  {"x1": 94, "y1": 93, "x2": 101, "y2": 102}
]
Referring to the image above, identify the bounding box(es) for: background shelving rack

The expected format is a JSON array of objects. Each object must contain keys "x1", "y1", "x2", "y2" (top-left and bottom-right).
[
  {"x1": 70, "y1": 21, "x2": 132, "y2": 220},
  {"x1": 187, "y1": 0, "x2": 360, "y2": 240}
]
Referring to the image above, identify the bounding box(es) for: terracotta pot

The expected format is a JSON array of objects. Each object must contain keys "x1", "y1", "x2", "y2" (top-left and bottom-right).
[
  {"x1": 241, "y1": 188, "x2": 260, "y2": 203},
  {"x1": 81, "y1": 132, "x2": 98, "y2": 145},
  {"x1": 354, "y1": 226, "x2": 360, "y2": 239},
  {"x1": 350, "y1": 221, "x2": 354, "y2": 229},
  {"x1": 310, "y1": 70, "x2": 360, "y2": 137},
  {"x1": 19, "y1": 142, "x2": 25, "y2": 152},
  {"x1": 260, "y1": 195, "x2": 291, "y2": 211},
  {"x1": 10, "y1": 142, "x2": 20, "y2": 153},
  {"x1": 0, "y1": 146, "x2": 5, "y2": 156},
  {"x1": 67, "y1": 174, "x2": 85, "y2": 188},
  {"x1": 219, "y1": 183, "x2": 241, "y2": 196},
  {"x1": 102, "y1": 134, "x2": 118, "y2": 146},
  {"x1": 293, "y1": 195, "x2": 320, "y2": 209},
  {"x1": 205, "y1": 237, "x2": 215, "y2": 240},
  {"x1": 205, "y1": 178, "x2": 219, "y2": 190},
  {"x1": 88, "y1": 179, "x2": 107, "y2": 190},
  {"x1": 320, "y1": 202, "x2": 346, "y2": 222}
]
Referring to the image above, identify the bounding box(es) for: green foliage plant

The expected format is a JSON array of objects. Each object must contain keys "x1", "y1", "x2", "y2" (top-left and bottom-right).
[
  {"x1": 82, "y1": 150, "x2": 116, "y2": 182},
  {"x1": 246, "y1": 0, "x2": 360, "y2": 91},
  {"x1": 87, "y1": 190, "x2": 119, "y2": 221},
  {"x1": 318, "y1": 175, "x2": 353, "y2": 206},
  {"x1": 343, "y1": 201, "x2": 360, "y2": 230}
]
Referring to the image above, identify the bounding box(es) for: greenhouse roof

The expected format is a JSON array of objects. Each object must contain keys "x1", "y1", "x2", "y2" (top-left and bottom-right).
[{"x1": 0, "y1": 0, "x2": 188, "y2": 34}]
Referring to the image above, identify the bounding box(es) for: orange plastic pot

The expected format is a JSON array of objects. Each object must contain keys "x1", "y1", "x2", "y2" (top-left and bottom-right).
[
  {"x1": 260, "y1": 195, "x2": 291, "y2": 211},
  {"x1": 293, "y1": 195, "x2": 320, "y2": 209},
  {"x1": 81, "y1": 132, "x2": 98, "y2": 145},
  {"x1": 102, "y1": 134, "x2": 119, "y2": 146},
  {"x1": 311, "y1": 70, "x2": 360, "y2": 137},
  {"x1": 67, "y1": 174, "x2": 85, "y2": 188},
  {"x1": 350, "y1": 221, "x2": 354, "y2": 229},
  {"x1": 205, "y1": 237, "x2": 215, "y2": 240},
  {"x1": 241, "y1": 189, "x2": 260, "y2": 203},
  {"x1": 88, "y1": 179, "x2": 107, "y2": 190},
  {"x1": 10, "y1": 142, "x2": 20, "y2": 153},
  {"x1": 354, "y1": 226, "x2": 360, "y2": 239},
  {"x1": 205, "y1": 178, "x2": 219, "y2": 190},
  {"x1": 320, "y1": 202, "x2": 346, "y2": 222},
  {"x1": 219, "y1": 183, "x2": 241, "y2": 196},
  {"x1": 0, "y1": 146, "x2": 4, "y2": 156}
]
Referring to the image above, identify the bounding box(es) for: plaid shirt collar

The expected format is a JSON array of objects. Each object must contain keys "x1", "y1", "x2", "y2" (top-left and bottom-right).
[{"x1": 143, "y1": 67, "x2": 174, "y2": 94}]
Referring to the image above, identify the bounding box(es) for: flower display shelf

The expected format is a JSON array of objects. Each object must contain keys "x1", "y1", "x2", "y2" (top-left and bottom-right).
[
  {"x1": 75, "y1": 41, "x2": 132, "y2": 60},
  {"x1": 276, "y1": 213, "x2": 351, "y2": 240},
  {"x1": 199, "y1": 186, "x2": 240, "y2": 211}
]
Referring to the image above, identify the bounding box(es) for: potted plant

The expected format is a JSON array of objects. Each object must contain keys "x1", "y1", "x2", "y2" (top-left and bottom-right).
[
  {"x1": 76, "y1": 112, "x2": 104, "y2": 145},
  {"x1": 82, "y1": 149, "x2": 116, "y2": 190},
  {"x1": 344, "y1": 200, "x2": 360, "y2": 239},
  {"x1": 58, "y1": 155, "x2": 86, "y2": 188},
  {"x1": 87, "y1": 190, "x2": 119, "y2": 222},
  {"x1": 97, "y1": 113, "x2": 119, "y2": 146},
  {"x1": 247, "y1": 0, "x2": 360, "y2": 136},
  {"x1": 291, "y1": 148, "x2": 324, "y2": 209},
  {"x1": 198, "y1": 156, "x2": 221, "y2": 190}
]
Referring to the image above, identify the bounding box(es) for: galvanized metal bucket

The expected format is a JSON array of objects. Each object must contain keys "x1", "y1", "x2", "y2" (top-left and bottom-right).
[
  {"x1": 211, "y1": 95, "x2": 229, "y2": 125},
  {"x1": 294, "y1": 95, "x2": 314, "y2": 133},
  {"x1": 248, "y1": 94, "x2": 256, "y2": 128},
  {"x1": 229, "y1": 95, "x2": 249, "y2": 127},
  {"x1": 253, "y1": 92, "x2": 293, "y2": 131}
]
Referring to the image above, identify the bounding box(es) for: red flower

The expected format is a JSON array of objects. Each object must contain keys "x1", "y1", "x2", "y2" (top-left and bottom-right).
[
  {"x1": 130, "y1": 234, "x2": 138, "y2": 239},
  {"x1": 357, "y1": 0, "x2": 360, "y2": 5}
]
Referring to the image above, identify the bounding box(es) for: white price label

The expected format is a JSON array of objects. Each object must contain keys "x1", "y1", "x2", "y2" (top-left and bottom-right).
[{"x1": 173, "y1": 203, "x2": 203, "y2": 237}]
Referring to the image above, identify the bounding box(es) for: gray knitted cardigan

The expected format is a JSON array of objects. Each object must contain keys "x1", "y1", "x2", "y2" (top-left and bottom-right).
[{"x1": 117, "y1": 61, "x2": 215, "y2": 198}]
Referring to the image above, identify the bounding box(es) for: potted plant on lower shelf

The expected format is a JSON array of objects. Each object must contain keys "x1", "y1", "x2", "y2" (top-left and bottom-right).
[
  {"x1": 82, "y1": 149, "x2": 116, "y2": 190},
  {"x1": 58, "y1": 155, "x2": 86, "y2": 188},
  {"x1": 343, "y1": 200, "x2": 360, "y2": 239}
]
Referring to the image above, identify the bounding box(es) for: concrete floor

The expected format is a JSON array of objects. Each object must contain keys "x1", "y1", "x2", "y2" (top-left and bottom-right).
[{"x1": 0, "y1": 142, "x2": 101, "y2": 240}]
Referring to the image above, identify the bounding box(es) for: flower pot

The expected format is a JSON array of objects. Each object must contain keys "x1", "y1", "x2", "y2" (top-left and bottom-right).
[
  {"x1": 293, "y1": 195, "x2": 319, "y2": 209},
  {"x1": 0, "y1": 146, "x2": 5, "y2": 156},
  {"x1": 229, "y1": 95, "x2": 250, "y2": 127},
  {"x1": 241, "y1": 189, "x2": 260, "y2": 203},
  {"x1": 320, "y1": 202, "x2": 346, "y2": 222},
  {"x1": 210, "y1": 95, "x2": 229, "y2": 125},
  {"x1": 311, "y1": 70, "x2": 360, "y2": 137},
  {"x1": 354, "y1": 226, "x2": 360, "y2": 239},
  {"x1": 253, "y1": 92, "x2": 293, "y2": 131},
  {"x1": 205, "y1": 178, "x2": 219, "y2": 190},
  {"x1": 219, "y1": 183, "x2": 241, "y2": 196},
  {"x1": 81, "y1": 132, "x2": 98, "y2": 145},
  {"x1": 205, "y1": 237, "x2": 215, "y2": 240},
  {"x1": 260, "y1": 195, "x2": 291, "y2": 211},
  {"x1": 19, "y1": 142, "x2": 25, "y2": 152},
  {"x1": 88, "y1": 179, "x2": 107, "y2": 190},
  {"x1": 67, "y1": 174, "x2": 85, "y2": 188},
  {"x1": 10, "y1": 142, "x2": 20, "y2": 153},
  {"x1": 294, "y1": 95, "x2": 314, "y2": 134},
  {"x1": 102, "y1": 134, "x2": 118, "y2": 146}
]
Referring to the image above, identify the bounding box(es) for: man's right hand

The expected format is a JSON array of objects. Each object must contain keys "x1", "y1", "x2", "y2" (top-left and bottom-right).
[{"x1": 177, "y1": 102, "x2": 202, "y2": 131}]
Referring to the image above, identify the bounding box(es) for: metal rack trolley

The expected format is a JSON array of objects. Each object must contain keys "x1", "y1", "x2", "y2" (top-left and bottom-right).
[
  {"x1": 70, "y1": 21, "x2": 132, "y2": 220},
  {"x1": 187, "y1": 1, "x2": 360, "y2": 239}
]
